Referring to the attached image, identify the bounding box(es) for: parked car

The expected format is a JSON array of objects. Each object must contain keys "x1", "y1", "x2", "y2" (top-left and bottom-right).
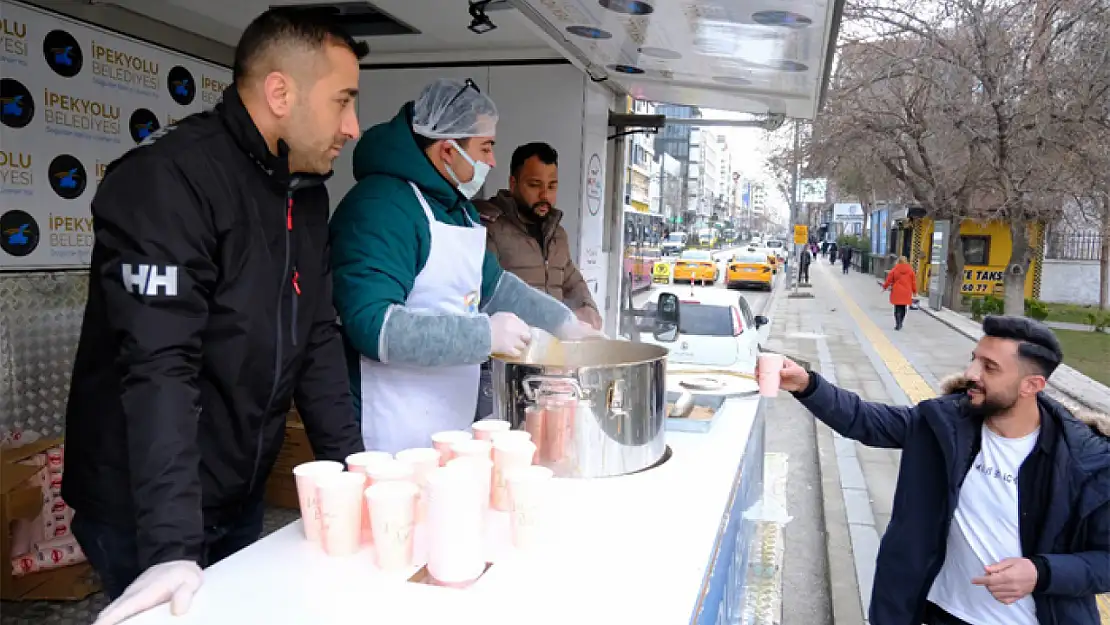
[
  {"x1": 641, "y1": 288, "x2": 770, "y2": 370},
  {"x1": 727, "y1": 250, "x2": 774, "y2": 291},
  {"x1": 672, "y1": 249, "x2": 718, "y2": 284}
]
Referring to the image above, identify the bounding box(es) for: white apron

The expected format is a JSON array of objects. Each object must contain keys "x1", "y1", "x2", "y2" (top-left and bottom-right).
[{"x1": 359, "y1": 182, "x2": 487, "y2": 453}]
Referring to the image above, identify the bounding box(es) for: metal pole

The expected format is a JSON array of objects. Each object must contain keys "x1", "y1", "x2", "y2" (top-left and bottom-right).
[{"x1": 790, "y1": 119, "x2": 801, "y2": 294}]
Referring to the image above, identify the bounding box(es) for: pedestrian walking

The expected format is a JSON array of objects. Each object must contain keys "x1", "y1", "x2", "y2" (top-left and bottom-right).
[
  {"x1": 828, "y1": 241, "x2": 838, "y2": 264},
  {"x1": 840, "y1": 246, "x2": 853, "y2": 274},
  {"x1": 882, "y1": 256, "x2": 917, "y2": 330}
]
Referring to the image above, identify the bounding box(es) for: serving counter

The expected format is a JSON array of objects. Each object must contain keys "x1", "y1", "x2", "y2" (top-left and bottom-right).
[{"x1": 128, "y1": 395, "x2": 766, "y2": 625}]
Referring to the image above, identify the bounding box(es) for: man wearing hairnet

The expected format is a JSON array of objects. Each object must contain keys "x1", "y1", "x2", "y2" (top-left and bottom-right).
[{"x1": 330, "y1": 78, "x2": 603, "y2": 453}]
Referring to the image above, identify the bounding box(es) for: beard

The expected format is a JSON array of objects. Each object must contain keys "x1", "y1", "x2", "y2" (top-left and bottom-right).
[{"x1": 966, "y1": 384, "x2": 1020, "y2": 419}]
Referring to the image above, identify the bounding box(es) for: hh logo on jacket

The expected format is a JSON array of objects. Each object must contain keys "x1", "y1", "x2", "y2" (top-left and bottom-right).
[{"x1": 121, "y1": 263, "x2": 178, "y2": 296}]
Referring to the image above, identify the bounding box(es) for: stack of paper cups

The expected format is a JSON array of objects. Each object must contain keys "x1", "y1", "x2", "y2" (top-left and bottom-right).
[
  {"x1": 491, "y1": 438, "x2": 537, "y2": 511},
  {"x1": 425, "y1": 465, "x2": 486, "y2": 587},
  {"x1": 315, "y1": 472, "x2": 367, "y2": 556},
  {"x1": 292, "y1": 461, "x2": 345, "y2": 542},
  {"x1": 524, "y1": 406, "x2": 545, "y2": 464}
]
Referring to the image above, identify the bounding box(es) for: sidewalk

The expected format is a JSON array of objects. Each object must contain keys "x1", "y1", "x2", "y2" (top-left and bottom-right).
[{"x1": 766, "y1": 260, "x2": 1110, "y2": 624}]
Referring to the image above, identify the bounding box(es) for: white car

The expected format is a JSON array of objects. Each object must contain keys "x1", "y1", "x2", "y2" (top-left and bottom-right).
[
  {"x1": 641, "y1": 288, "x2": 770, "y2": 371},
  {"x1": 763, "y1": 239, "x2": 787, "y2": 259}
]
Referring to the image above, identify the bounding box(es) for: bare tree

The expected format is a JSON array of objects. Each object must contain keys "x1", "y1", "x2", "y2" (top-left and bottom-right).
[{"x1": 841, "y1": 0, "x2": 1110, "y2": 314}]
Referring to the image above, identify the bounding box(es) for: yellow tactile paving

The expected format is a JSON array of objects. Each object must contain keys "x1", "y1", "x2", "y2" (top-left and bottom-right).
[
  {"x1": 821, "y1": 266, "x2": 937, "y2": 404},
  {"x1": 819, "y1": 263, "x2": 1110, "y2": 623}
]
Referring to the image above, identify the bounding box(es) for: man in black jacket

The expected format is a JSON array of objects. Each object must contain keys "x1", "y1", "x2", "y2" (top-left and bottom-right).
[
  {"x1": 62, "y1": 9, "x2": 368, "y2": 624},
  {"x1": 762, "y1": 315, "x2": 1109, "y2": 625}
]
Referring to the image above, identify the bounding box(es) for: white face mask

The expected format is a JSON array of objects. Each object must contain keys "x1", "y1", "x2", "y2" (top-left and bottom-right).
[{"x1": 444, "y1": 139, "x2": 490, "y2": 199}]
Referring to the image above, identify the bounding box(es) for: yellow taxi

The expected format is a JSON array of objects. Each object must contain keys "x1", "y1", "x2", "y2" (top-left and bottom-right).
[
  {"x1": 727, "y1": 250, "x2": 774, "y2": 291},
  {"x1": 652, "y1": 260, "x2": 671, "y2": 284},
  {"x1": 673, "y1": 250, "x2": 719, "y2": 284}
]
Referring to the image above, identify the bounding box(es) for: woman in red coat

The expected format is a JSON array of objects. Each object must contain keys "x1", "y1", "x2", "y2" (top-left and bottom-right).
[{"x1": 882, "y1": 256, "x2": 917, "y2": 330}]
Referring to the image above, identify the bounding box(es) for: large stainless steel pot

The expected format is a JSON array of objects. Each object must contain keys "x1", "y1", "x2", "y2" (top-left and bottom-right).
[{"x1": 490, "y1": 340, "x2": 667, "y2": 478}]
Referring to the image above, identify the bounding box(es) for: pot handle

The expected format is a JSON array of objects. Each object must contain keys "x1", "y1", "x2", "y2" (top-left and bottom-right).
[{"x1": 522, "y1": 375, "x2": 583, "y2": 401}]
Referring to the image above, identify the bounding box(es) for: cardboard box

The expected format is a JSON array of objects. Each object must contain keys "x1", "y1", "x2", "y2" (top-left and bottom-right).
[
  {"x1": 1, "y1": 438, "x2": 99, "y2": 600},
  {"x1": 264, "y1": 410, "x2": 314, "y2": 510}
]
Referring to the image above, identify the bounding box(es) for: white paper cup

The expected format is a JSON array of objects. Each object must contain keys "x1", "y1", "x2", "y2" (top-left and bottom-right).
[
  {"x1": 492, "y1": 439, "x2": 538, "y2": 511},
  {"x1": 447, "y1": 456, "x2": 494, "y2": 515},
  {"x1": 395, "y1": 447, "x2": 441, "y2": 523},
  {"x1": 757, "y1": 352, "x2": 786, "y2": 397},
  {"x1": 292, "y1": 461, "x2": 345, "y2": 542},
  {"x1": 471, "y1": 420, "x2": 511, "y2": 441},
  {"x1": 431, "y1": 430, "x2": 473, "y2": 466},
  {"x1": 365, "y1": 458, "x2": 415, "y2": 485},
  {"x1": 425, "y1": 466, "x2": 486, "y2": 585},
  {"x1": 449, "y1": 438, "x2": 492, "y2": 463},
  {"x1": 366, "y1": 481, "x2": 420, "y2": 571},
  {"x1": 315, "y1": 472, "x2": 367, "y2": 556},
  {"x1": 506, "y1": 465, "x2": 554, "y2": 550},
  {"x1": 345, "y1": 451, "x2": 394, "y2": 474},
  {"x1": 490, "y1": 430, "x2": 532, "y2": 445}
]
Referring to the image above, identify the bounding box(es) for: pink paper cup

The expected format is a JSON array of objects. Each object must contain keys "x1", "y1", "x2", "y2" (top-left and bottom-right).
[
  {"x1": 492, "y1": 439, "x2": 538, "y2": 511},
  {"x1": 345, "y1": 451, "x2": 393, "y2": 543},
  {"x1": 506, "y1": 465, "x2": 554, "y2": 550},
  {"x1": 366, "y1": 481, "x2": 420, "y2": 571},
  {"x1": 471, "y1": 420, "x2": 511, "y2": 441},
  {"x1": 315, "y1": 472, "x2": 367, "y2": 556},
  {"x1": 757, "y1": 353, "x2": 786, "y2": 397},
  {"x1": 431, "y1": 430, "x2": 473, "y2": 466},
  {"x1": 450, "y1": 438, "x2": 493, "y2": 463},
  {"x1": 395, "y1": 448, "x2": 441, "y2": 523},
  {"x1": 292, "y1": 461, "x2": 345, "y2": 542}
]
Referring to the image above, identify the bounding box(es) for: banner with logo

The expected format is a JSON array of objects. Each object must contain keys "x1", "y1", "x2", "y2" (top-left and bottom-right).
[{"x1": 0, "y1": 1, "x2": 231, "y2": 269}]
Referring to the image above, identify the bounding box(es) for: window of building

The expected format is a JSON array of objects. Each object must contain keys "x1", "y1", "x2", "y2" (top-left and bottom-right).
[{"x1": 962, "y1": 236, "x2": 990, "y2": 265}]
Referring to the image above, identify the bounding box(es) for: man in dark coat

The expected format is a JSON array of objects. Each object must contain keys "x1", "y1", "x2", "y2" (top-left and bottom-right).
[{"x1": 762, "y1": 315, "x2": 1110, "y2": 625}]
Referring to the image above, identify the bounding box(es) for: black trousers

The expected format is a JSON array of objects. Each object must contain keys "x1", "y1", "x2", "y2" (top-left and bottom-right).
[
  {"x1": 799, "y1": 263, "x2": 810, "y2": 283},
  {"x1": 894, "y1": 304, "x2": 907, "y2": 328}
]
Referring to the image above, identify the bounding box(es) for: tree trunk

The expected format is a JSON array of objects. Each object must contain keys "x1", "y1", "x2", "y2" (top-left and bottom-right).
[
  {"x1": 1003, "y1": 219, "x2": 1032, "y2": 316},
  {"x1": 944, "y1": 231, "x2": 966, "y2": 310},
  {"x1": 1101, "y1": 202, "x2": 1109, "y2": 310}
]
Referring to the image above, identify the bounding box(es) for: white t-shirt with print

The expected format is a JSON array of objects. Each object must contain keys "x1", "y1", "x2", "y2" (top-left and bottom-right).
[{"x1": 927, "y1": 423, "x2": 1039, "y2": 625}]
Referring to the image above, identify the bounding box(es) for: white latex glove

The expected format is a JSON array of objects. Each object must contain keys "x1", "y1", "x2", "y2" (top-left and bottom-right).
[
  {"x1": 490, "y1": 312, "x2": 531, "y2": 358},
  {"x1": 93, "y1": 560, "x2": 203, "y2": 625},
  {"x1": 557, "y1": 319, "x2": 609, "y2": 341}
]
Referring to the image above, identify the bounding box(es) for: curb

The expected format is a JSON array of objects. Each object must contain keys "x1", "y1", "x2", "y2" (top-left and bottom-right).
[
  {"x1": 919, "y1": 306, "x2": 1106, "y2": 412},
  {"x1": 815, "y1": 422, "x2": 868, "y2": 625}
]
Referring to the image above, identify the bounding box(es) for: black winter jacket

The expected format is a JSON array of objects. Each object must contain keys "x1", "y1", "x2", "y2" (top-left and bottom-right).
[
  {"x1": 62, "y1": 87, "x2": 362, "y2": 570},
  {"x1": 796, "y1": 373, "x2": 1110, "y2": 625}
]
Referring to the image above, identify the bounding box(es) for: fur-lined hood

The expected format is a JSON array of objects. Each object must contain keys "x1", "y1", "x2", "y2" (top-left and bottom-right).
[{"x1": 940, "y1": 374, "x2": 1110, "y2": 437}]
